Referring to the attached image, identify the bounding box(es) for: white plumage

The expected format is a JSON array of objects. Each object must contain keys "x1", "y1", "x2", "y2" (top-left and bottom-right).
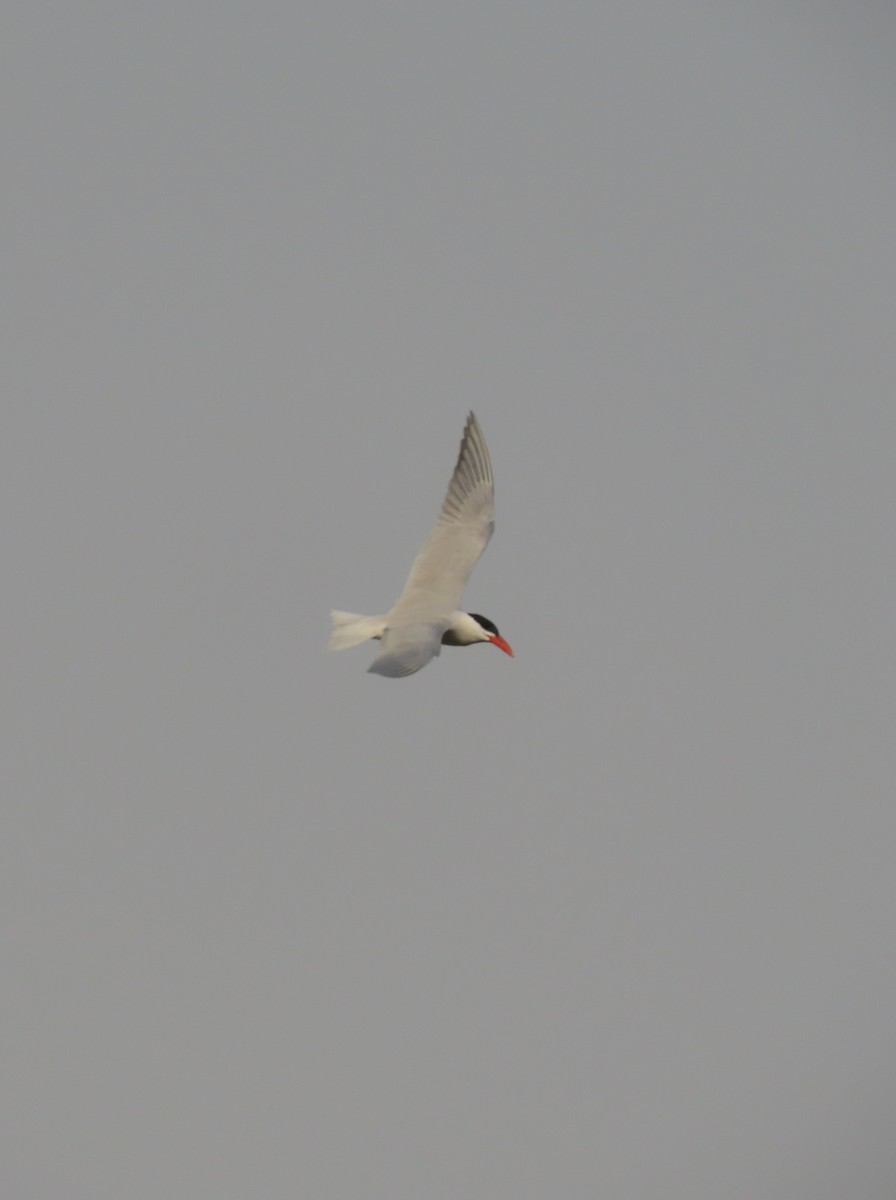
[{"x1": 328, "y1": 412, "x2": 512, "y2": 678}]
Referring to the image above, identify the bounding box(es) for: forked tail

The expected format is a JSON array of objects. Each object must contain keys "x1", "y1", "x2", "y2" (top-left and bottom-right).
[{"x1": 327, "y1": 611, "x2": 388, "y2": 651}]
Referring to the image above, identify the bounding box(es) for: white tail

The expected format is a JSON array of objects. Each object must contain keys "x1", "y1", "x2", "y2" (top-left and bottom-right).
[{"x1": 327, "y1": 610, "x2": 388, "y2": 651}]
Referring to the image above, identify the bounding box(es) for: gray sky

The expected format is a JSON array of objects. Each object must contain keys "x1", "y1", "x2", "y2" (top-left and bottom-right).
[{"x1": 4, "y1": 3, "x2": 896, "y2": 1197}]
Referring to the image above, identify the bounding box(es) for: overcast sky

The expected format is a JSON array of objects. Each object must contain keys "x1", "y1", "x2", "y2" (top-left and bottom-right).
[{"x1": 4, "y1": 3, "x2": 896, "y2": 1197}]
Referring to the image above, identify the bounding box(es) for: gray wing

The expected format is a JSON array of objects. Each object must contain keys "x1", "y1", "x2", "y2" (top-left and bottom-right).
[
  {"x1": 387, "y1": 412, "x2": 495, "y2": 627},
  {"x1": 367, "y1": 622, "x2": 447, "y2": 678}
]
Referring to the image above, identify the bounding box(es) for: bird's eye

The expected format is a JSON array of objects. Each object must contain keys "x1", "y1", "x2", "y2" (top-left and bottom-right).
[{"x1": 469, "y1": 613, "x2": 499, "y2": 636}]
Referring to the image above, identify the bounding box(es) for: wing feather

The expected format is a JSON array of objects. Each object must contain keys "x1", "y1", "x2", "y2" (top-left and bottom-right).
[
  {"x1": 387, "y1": 412, "x2": 495, "y2": 625},
  {"x1": 367, "y1": 622, "x2": 446, "y2": 677}
]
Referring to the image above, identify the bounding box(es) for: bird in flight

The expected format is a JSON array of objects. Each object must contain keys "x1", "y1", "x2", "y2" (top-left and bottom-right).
[{"x1": 328, "y1": 411, "x2": 513, "y2": 677}]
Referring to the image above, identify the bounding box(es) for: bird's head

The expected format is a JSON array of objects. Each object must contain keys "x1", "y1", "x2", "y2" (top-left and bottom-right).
[{"x1": 467, "y1": 613, "x2": 514, "y2": 657}]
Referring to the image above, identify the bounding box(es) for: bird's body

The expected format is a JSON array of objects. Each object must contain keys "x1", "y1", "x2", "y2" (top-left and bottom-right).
[{"x1": 328, "y1": 412, "x2": 513, "y2": 678}]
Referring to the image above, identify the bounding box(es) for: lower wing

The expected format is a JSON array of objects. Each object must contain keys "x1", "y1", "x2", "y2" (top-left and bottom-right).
[{"x1": 367, "y1": 622, "x2": 447, "y2": 678}]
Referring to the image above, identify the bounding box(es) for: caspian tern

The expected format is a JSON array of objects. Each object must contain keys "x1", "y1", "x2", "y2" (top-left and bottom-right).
[{"x1": 328, "y1": 411, "x2": 513, "y2": 678}]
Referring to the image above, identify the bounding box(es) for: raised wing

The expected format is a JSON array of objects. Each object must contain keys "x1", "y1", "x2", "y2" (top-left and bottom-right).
[{"x1": 387, "y1": 412, "x2": 495, "y2": 627}]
